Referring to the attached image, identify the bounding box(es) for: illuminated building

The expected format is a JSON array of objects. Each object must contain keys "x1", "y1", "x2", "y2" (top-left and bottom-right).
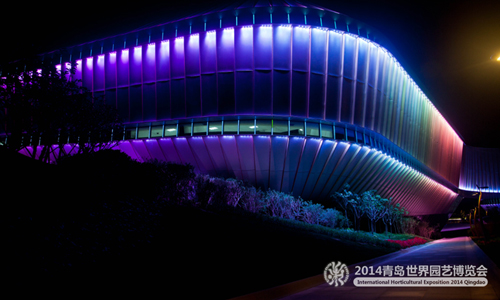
[{"x1": 5, "y1": 1, "x2": 499, "y2": 215}]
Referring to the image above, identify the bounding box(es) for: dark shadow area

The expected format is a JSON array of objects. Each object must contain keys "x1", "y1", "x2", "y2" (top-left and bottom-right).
[{"x1": 4, "y1": 148, "x2": 398, "y2": 298}]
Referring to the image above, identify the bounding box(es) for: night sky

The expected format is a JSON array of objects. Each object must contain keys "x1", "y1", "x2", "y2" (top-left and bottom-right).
[{"x1": 3, "y1": 0, "x2": 499, "y2": 148}]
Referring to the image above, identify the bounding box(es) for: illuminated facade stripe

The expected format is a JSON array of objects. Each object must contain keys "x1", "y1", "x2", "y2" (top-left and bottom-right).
[{"x1": 20, "y1": 136, "x2": 460, "y2": 216}]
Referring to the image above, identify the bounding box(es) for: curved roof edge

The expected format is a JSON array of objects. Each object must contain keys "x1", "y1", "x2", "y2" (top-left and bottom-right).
[{"x1": 4, "y1": 1, "x2": 392, "y2": 66}]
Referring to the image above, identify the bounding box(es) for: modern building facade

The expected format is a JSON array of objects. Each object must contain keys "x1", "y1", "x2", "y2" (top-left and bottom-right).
[{"x1": 4, "y1": 1, "x2": 499, "y2": 215}]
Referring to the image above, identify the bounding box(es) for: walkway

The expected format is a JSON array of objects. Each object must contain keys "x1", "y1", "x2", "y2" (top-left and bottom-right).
[{"x1": 234, "y1": 237, "x2": 500, "y2": 300}]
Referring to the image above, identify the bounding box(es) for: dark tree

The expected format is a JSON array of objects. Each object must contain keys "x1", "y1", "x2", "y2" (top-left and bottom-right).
[{"x1": 0, "y1": 61, "x2": 122, "y2": 163}]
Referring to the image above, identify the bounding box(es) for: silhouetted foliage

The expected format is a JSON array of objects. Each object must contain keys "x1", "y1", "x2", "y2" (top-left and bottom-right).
[
  {"x1": 146, "y1": 159, "x2": 196, "y2": 204},
  {"x1": 0, "y1": 62, "x2": 121, "y2": 163},
  {"x1": 57, "y1": 150, "x2": 162, "y2": 203}
]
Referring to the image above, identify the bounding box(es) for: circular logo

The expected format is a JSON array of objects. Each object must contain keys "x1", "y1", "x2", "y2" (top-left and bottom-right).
[{"x1": 324, "y1": 261, "x2": 349, "y2": 287}]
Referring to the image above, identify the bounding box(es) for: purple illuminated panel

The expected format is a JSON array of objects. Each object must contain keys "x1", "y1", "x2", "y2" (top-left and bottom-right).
[
  {"x1": 117, "y1": 49, "x2": 129, "y2": 87},
  {"x1": 187, "y1": 137, "x2": 214, "y2": 175},
  {"x1": 200, "y1": 31, "x2": 216, "y2": 73},
  {"x1": 291, "y1": 26, "x2": 310, "y2": 117},
  {"x1": 131, "y1": 46, "x2": 142, "y2": 85},
  {"x1": 143, "y1": 43, "x2": 156, "y2": 83},
  {"x1": 94, "y1": 55, "x2": 105, "y2": 90},
  {"x1": 235, "y1": 26, "x2": 253, "y2": 70},
  {"x1": 185, "y1": 35, "x2": 200, "y2": 76},
  {"x1": 171, "y1": 37, "x2": 185, "y2": 79},
  {"x1": 158, "y1": 138, "x2": 182, "y2": 164},
  {"x1": 217, "y1": 28, "x2": 235, "y2": 72},
  {"x1": 83, "y1": 57, "x2": 93, "y2": 91},
  {"x1": 156, "y1": 41, "x2": 170, "y2": 81},
  {"x1": 341, "y1": 34, "x2": 356, "y2": 123},
  {"x1": 254, "y1": 25, "x2": 272, "y2": 69},
  {"x1": 105, "y1": 52, "x2": 117, "y2": 89},
  {"x1": 254, "y1": 135, "x2": 271, "y2": 189},
  {"x1": 236, "y1": 136, "x2": 255, "y2": 183},
  {"x1": 273, "y1": 26, "x2": 292, "y2": 70},
  {"x1": 325, "y1": 31, "x2": 343, "y2": 121},
  {"x1": 200, "y1": 31, "x2": 217, "y2": 115},
  {"x1": 354, "y1": 38, "x2": 368, "y2": 127},
  {"x1": 235, "y1": 26, "x2": 254, "y2": 114}
]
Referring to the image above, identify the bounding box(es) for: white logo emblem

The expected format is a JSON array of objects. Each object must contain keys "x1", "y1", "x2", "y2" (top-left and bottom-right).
[{"x1": 324, "y1": 261, "x2": 349, "y2": 286}]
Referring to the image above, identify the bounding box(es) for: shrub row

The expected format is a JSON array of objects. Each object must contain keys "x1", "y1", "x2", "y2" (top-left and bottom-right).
[{"x1": 386, "y1": 237, "x2": 428, "y2": 248}]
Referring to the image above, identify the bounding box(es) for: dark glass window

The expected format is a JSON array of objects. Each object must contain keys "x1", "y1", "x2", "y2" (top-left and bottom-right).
[
  {"x1": 273, "y1": 120, "x2": 288, "y2": 135},
  {"x1": 290, "y1": 121, "x2": 304, "y2": 136},
  {"x1": 125, "y1": 127, "x2": 136, "y2": 140},
  {"x1": 164, "y1": 125, "x2": 177, "y2": 137},
  {"x1": 335, "y1": 125, "x2": 345, "y2": 141},
  {"x1": 256, "y1": 119, "x2": 272, "y2": 134},
  {"x1": 356, "y1": 131, "x2": 364, "y2": 144},
  {"x1": 321, "y1": 123, "x2": 333, "y2": 138},
  {"x1": 239, "y1": 120, "x2": 255, "y2": 134},
  {"x1": 68, "y1": 132, "x2": 78, "y2": 143},
  {"x1": 346, "y1": 128, "x2": 356, "y2": 142},
  {"x1": 151, "y1": 126, "x2": 163, "y2": 137},
  {"x1": 306, "y1": 122, "x2": 320, "y2": 137},
  {"x1": 224, "y1": 121, "x2": 238, "y2": 134},
  {"x1": 193, "y1": 122, "x2": 207, "y2": 136},
  {"x1": 58, "y1": 132, "x2": 69, "y2": 145},
  {"x1": 208, "y1": 121, "x2": 222, "y2": 134},
  {"x1": 178, "y1": 123, "x2": 192, "y2": 136}
]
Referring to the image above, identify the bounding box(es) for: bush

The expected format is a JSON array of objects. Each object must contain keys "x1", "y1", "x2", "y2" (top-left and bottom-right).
[
  {"x1": 386, "y1": 237, "x2": 428, "y2": 248},
  {"x1": 195, "y1": 174, "x2": 219, "y2": 207},
  {"x1": 57, "y1": 150, "x2": 162, "y2": 202},
  {"x1": 262, "y1": 190, "x2": 301, "y2": 220},
  {"x1": 147, "y1": 159, "x2": 196, "y2": 204},
  {"x1": 302, "y1": 201, "x2": 325, "y2": 225},
  {"x1": 401, "y1": 217, "x2": 438, "y2": 239},
  {"x1": 320, "y1": 208, "x2": 342, "y2": 229},
  {"x1": 239, "y1": 186, "x2": 264, "y2": 213},
  {"x1": 225, "y1": 178, "x2": 246, "y2": 207},
  {"x1": 337, "y1": 213, "x2": 352, "y2": 229}
]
